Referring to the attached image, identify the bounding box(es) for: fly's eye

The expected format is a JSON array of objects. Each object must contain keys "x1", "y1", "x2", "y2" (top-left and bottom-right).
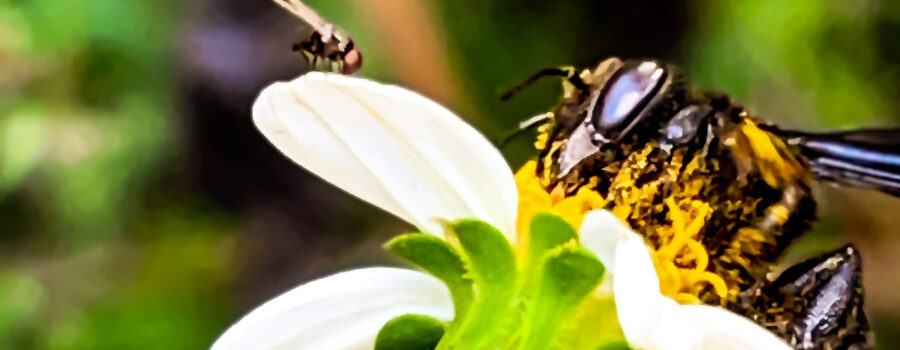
[{"x1": 588, "y1": 61, "x2": 666, "y2": 142}]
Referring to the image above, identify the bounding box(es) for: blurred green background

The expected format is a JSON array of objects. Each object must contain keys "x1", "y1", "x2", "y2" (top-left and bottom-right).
[{"x1": 1, "y1": 0, "x2": 898, "y2": 348}]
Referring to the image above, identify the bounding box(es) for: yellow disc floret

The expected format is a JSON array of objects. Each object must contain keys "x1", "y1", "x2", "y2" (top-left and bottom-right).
[
  {"x1": 515, "y1": 160, "x2": 606, "y2": 248},
  {"x1": 515, "y1": 146, "x2": 731, "y2": 305}
]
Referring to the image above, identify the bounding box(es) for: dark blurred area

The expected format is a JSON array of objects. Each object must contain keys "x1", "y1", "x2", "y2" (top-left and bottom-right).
[{"x1": 0, "y1": 0, "x2": 898, "y2": 348}]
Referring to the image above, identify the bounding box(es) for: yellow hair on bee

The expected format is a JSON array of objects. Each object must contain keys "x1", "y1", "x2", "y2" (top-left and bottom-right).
[{"x1": 725, "y1": 118, "x2": 805, "y2": 189}]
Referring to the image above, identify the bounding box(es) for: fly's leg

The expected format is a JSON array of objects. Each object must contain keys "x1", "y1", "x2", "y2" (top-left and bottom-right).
[{"x1": 309, "y1": 55, "x2": 319, "y2": 71}]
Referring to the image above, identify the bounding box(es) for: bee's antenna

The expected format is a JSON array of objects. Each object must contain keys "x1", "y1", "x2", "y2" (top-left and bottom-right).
[{"x1": 500, "y1": 67, "x2": 588, "y2": 101}]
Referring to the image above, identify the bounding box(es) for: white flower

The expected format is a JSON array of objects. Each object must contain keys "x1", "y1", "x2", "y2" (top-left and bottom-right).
[{"x1": 213, "y1": 72, "x2": 791, "y2": 350}]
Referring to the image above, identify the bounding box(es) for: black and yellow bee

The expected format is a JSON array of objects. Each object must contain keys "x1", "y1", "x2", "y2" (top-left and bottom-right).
[{"x1": 505, "y1": 57, "x2": 899, "y2": 349}]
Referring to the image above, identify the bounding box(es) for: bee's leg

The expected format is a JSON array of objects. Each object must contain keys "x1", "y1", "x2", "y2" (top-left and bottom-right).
[
  {"x1": 760, "y1": 244, "x2": 872, "y2": 350},
  {"x1": 757, "y1": 182, "x2": 806, "y2": 234},
  {"x1": 496, "y1": 112, "x2": 554, "y2": 148},
  {"x1": 721, "y1": 179, "x2": 815, "y2": 291},
  {"x1": 500, "y1": 67, "x2": 588, "y2": 101}
]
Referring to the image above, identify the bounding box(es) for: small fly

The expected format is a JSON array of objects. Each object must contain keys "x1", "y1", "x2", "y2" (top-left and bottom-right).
[{"x1": 273, "y1": 0, "x2": 362, "y2": 74}]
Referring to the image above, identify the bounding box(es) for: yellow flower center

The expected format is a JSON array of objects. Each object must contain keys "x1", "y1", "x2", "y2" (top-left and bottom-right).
[{"x1": 514, "y1": 160, "x2": 729, "y2": 305}]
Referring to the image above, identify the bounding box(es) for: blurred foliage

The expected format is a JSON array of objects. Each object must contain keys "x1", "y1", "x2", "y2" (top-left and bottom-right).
[
  {"x1": 0, "y1": 0, "x2": 176, "y2": 242},
  {"x1": 1, "y1": 0, "x2": 899, "y2": 348},
  {"x1": 0, "y1": 0, "x2": 235, "y2": 348},
  {"x1": 685, "y1": 0, "x2": 899, "y2": 128}
]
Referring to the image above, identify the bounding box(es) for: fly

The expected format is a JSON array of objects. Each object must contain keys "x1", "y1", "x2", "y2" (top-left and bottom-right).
[{"x1": 273, "y1": 0, "x2": 362, "y2": 74}]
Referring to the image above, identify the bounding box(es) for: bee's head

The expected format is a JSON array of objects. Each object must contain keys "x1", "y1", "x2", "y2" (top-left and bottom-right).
[{"x1": 552, "y1": 58, "x2": 710, "y2": 177}]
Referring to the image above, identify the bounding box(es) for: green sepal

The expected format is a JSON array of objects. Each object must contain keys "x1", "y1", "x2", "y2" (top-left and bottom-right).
[
  {"x1": 439, "y1": 219, "x2": 518, "y2": 349},
  {"x1": 526, "y1": 212, "x2": 578, "y2": 266},
  {"x1": 386, "y1": 233, "x2": 474, "y2": 318},
  {"x1": 594, "y1": 340, "x2": 633, "y2": 350},
  {"x1": 375, "y1": 314, "x2": 445, "y2": 350},
  {"x1": 556, "y1": 296, "x2": 628, "y2": 349},
  {"x1": 519, "y1": 245, "x2": 605, "y2": 350},
  {"x1": 451, "y1": 219, "x2": 517, "y2": 288},
  {"x1": 522, "y1": 212, "x2": 578, "y2": 291},
  {"x1": 382, "y1": 218, "x2": 626, "y2": 350}
]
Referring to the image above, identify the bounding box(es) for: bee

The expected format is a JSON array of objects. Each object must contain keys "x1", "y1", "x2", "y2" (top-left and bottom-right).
[
  {"x1": 273, "y1": 0, "x2": 362, "y2": 74},
  {"x1": 507, "y1": 57, "x2": 899, "y2": 349}
]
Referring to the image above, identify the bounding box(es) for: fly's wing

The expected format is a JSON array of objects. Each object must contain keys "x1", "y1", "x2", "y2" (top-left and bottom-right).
[
  {"x1": 273, "y1": 0, "x2": 328, "y2": 30},
  {"x1": 252, "y1": 72, "x2": 519, "y2": 239},
  {"x1": 766, "y1": 127, "x2": 900, "y2": 197}
]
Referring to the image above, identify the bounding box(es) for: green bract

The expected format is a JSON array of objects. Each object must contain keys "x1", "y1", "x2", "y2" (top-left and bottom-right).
[
  {"x1": 377, "y1": 213, "x2": 628, "y2": 350},
  {"x1": 386, "y1": 234, "x2": 474, "y2": 319},
  {"x1": 375, "y1": 314, "x2": 445, "y2": 350}
]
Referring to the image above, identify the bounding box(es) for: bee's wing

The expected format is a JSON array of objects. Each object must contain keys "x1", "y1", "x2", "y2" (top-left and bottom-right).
[
  {"x1": 768, "y1": 127, "x2": 900, "y2": 197},
  {"x1": 252, "y1": 73, "x2": 519, "y2": 238},
  {"x1": 273, "y1": 0, "x2": 329, "y2": 31}
]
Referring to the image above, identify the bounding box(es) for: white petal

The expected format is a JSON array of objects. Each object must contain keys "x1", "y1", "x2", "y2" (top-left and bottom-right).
[
  {"x1": 648, "y1": 298, "x2": 701, "y2": 350},
  {"x1": 579, "y1": 210, "x2": 634, "y2": 272},
  {"x1": 253, "y1": 73, "x2": 518, "y2": 239},
  {"x1": 682, "y1": 304, "x2": 792, "y2": 350},
  {"x1": 611, "y1": 228, "x2": 670, "y2": 349},
  {"x1": 212, "y1": 267, "x2": 453, "y2": 350},
  {"x1": 579, "y1": 210, "x2": 696, "y2": 349}
]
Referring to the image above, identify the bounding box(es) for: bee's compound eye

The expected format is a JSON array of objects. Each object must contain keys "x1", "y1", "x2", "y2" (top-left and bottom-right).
[
  {"x1": 663, "y1": 105, "x2": 709, "y2": 145},
  {"x1": 589, "y1": 61, "x2": 665, "y2": 141}
]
